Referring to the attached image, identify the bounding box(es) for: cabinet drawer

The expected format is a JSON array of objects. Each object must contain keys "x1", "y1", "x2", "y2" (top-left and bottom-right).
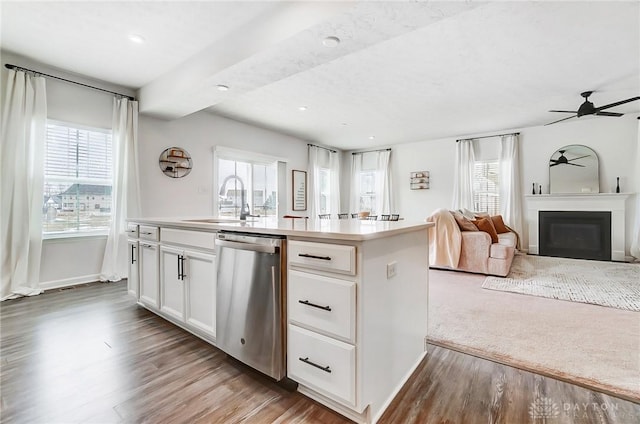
[
  {"x1": 139, "y1": 225, "x2": 159, "y2": 241},
  {"x1": 288, "y1": 325, "x2": 356, "y2": 406},
  {"x1": 289, "y1": 270, "x2": 355, "y2": 342},
  {"x1": 288, "y1": 241, "x2": 356, "y2": 275},
  {"x1": 126, "y1": 223, "x2": 139, "y2": 238},
  {"x1": 161, "y1": 228, "x2": 216, "y2": 250}
]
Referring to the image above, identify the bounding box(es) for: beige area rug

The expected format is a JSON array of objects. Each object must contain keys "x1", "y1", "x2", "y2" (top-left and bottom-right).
[
  {"x1": 483, "y1": 255, "x2": 640, "y2": 311},
  {"x1": 428, "y1": 269, "x2": 640, "y2": 402}
]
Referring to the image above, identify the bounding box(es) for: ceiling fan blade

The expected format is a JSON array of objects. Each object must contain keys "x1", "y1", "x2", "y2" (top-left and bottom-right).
[
  {"x1": 545, "y1": 115, "x2": 576, "y2": 126},
  {"x1": 595, "y1": 111, "x2": 624, "y2": 117},
  {"x1": 567, "y1": 163, "x2": 585, "y2": 167},
  {"x1": 566, "y1": 154, "x2": 591, "y2": 162},
  {"x1": 549, "y1": 162, "x2": 560, "y2": 167},
  {"x1": 549, "y1": 110, "x2": 577, "y2": 114},
  {"x1": 596, "y1": 96, "x2": 640, "y2": 111}
]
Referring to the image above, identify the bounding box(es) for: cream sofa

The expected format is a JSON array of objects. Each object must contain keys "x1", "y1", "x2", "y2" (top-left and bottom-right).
[{"x1": 427, "y1": 209, "x2": 517, "y2": 277}]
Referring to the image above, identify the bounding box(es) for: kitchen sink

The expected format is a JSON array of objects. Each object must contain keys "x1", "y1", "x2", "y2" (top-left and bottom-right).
[{"x1": 182, "y1": 218, "x2": 257, "y2": 224}]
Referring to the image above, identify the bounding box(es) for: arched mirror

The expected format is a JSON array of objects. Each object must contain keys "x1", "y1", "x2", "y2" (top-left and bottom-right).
[
  {"x1": 159, "y1": 147, "x2": 192, "y2": 178},
  {"x1": 549, "y1": 144, "x2": 599, "y2": 194}
]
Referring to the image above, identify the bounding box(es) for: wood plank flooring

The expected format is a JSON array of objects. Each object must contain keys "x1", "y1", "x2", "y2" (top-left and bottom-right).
[{"x1": 1, "y1": 281, "x2": 638, "y2": 423}]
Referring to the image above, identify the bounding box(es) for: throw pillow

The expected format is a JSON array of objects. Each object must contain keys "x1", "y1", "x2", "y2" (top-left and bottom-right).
[
  {"x1": 473, "y1": 217, "x2": 499, "y2": 243},
  {"x1": 460, "y1": 208, "x2": 476, "y2": 220},
  {"x1": 490, "y1": 215, "x2": 510, "y2": 234},
  {"x1": 451, "y1": 211, "x2": 479, "y2": 232}
]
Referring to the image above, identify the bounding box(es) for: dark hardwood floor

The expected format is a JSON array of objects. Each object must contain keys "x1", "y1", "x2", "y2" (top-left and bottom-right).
[{"x1": 1, "y1": 281, "x2": 638, "y2": 423}]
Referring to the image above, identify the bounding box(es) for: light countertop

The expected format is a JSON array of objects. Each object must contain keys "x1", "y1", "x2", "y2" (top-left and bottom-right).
[{"x1": 129, "y1": 216, "x2": 433, "y2": 241}]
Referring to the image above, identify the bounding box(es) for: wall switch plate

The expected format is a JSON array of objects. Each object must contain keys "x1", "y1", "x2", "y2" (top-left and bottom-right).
[{"x1": 386, "y1": 261, "x2": 397, "y2": 279}]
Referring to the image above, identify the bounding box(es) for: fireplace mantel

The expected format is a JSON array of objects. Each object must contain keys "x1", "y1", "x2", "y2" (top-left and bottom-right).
[{"x1": 525, "y1": 193, "x2": 631, "y2": 261}]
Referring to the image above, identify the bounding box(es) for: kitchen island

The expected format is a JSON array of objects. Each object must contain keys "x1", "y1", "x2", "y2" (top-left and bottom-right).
[{"x1": 126, "y1": 217, "x2": 432, "y2": 424}]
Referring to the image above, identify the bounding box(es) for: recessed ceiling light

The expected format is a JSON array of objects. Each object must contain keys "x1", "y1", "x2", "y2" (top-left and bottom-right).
[
  {"x1": 298, "y1": 106, "x2": 308, "y2": 111},
  {"x1": 369, "y1": 136, "x2": 375, "y2": 140},
  {"x1": 322, "y1": 36, "x2": 340, "y2": 47},
  {"x1": 216, "y1": 84, "x2": 229, "y2": 91},
  {"x1": 128, "y1": 34, "x2": 146, "y2": 44}
]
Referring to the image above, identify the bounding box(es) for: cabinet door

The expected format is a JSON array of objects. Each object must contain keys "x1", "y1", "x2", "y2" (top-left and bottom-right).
[
  {"x1": 160, "y1": 245, "x2": 186, "y2": 322},
  {"x1": 184, "y1": 250, "x2": 216, "y2": 338},
  {"x1": 127, "y1": 239, "x2": 139, "y2": 298},
  {"x1": 139, "y1": 242, "x2": 159, "y2": 309}
]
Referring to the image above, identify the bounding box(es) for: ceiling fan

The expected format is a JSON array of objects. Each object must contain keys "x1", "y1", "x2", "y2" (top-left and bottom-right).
[
  {"x1": 549, "y1": 150, "x2": 589, "y2": 167},
  {"x1": 546, "y1": 91, "x2": 640, "y2": 125}
]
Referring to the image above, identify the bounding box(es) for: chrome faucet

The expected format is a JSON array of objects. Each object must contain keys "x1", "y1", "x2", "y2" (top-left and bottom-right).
[{"x1": 219, "y1": 175, "x2": 251, "y2": 220}]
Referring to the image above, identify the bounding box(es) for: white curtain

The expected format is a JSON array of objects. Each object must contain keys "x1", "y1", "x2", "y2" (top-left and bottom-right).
[
  {"x1": 376, "y1": 149, "x2": 392, "y2": 215},
  {"x1": 499, "y1": 134, "x2": 524, "y2": 240},
  {"x1": 350, "y1": 153, "x2": 362, "y2": 214},
  {"x1": 452, "y1": 139, "x2": 476, "y2": 210},
  {"x1": 350, "y1": 150, "x2": 393, "y2": 215},
  {"x1": 100, "y1": 98, "x2": 141, "y2": 282},
  {"x1": 0, "y1": 70, "x2": 47, "y2": 300},
  {"x1": 308, "y1": 145, "x2": 340, "y2": 219},
  {"x1": 631, "y1": 118, "x2": 640, "y2": 260}
]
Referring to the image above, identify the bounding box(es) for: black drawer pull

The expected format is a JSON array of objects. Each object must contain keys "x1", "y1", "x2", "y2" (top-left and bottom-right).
[
  {"x1": 140, "y1": 231, "x2": 153, "y2": 235},
  {"x1": 298, "y1": 253, "x2": 331, "y2": 261},
  {"x1": 299, "y1": 357, "x2": 331, "y2": 373},
  {"x1": 298, "y1": 300, "x2": 331, "y2": 311}
]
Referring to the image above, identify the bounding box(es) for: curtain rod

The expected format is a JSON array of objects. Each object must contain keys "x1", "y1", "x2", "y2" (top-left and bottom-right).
[
  {"x1": 4, "y1": 63, "x2": 135, "y2": 101},
  {"x1": 456, "y1": 132, "x2": 520, "y2": 142},
  {"x1": 352, "y1": 148, "x2": 391, "y2": 155},
  {"x1": 307, "y1": 143, "x2": 337, "y2": 153}
]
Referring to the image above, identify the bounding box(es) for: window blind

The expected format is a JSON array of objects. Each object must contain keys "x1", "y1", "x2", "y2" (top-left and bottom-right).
[
  {"x1": 473, "y1": 160, "x2": 500, "y2": 215},
  {"x1": 43, "y1": 121, "x2": 113, "y2": 234}
]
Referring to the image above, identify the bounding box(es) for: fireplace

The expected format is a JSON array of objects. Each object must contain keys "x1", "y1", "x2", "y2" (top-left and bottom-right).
[
  {"x1": 526, "y1": 194, "x2": 628, "y2": 262},
  {"x1": 539, "y1": 211, "x2": 611, "y2": 261}
]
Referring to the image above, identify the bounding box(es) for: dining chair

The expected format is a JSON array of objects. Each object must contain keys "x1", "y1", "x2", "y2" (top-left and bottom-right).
[
  {"x1": 318, "y1": 214, "x2": 331, "y2": 219},
  {"x1": 379, "y1": 214, "x2": 390, "y2": 221},
  {"x1": 366, "y1": 215, "x2": 378, "y2": 220},
  {"x1": 390, "y1": 214, "x2": 400, "y2": 221},
  {"x1": 351, "y1": 213, "x2": 359, "y2": 218},
  {"x1": 337, "y1": 213, "x2": 349, "y2": 219}
]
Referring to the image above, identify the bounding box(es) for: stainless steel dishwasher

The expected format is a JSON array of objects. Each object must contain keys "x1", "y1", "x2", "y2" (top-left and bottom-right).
[{"x1": 215, "y1": 231, "x2": 286, "y2": 380}]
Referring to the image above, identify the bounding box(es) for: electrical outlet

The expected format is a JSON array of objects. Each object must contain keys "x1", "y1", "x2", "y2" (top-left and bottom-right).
[{"x1": 386, "y1": 261, "x2": 397, "y2": 279}]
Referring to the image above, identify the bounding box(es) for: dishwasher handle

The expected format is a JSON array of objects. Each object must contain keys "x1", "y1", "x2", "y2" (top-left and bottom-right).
[{"x1": 215, "y1": 238, "x2": 278, "y2": 254}]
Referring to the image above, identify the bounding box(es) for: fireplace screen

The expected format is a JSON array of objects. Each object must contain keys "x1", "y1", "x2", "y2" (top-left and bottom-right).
[{"x1": 539, "y1": 211, "x2": 611, "y2": 261}]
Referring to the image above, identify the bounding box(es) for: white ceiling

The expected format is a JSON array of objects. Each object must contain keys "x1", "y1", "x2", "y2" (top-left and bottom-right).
[{"x1": 2, "y1": 1, "x2": 639, "y2": 150}]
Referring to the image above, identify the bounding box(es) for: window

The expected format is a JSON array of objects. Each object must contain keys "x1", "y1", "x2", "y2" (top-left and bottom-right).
[
  {"x1": 216, "y1": 157, "x2": 277, "y2": 218},
  {"x1": 357, "y1": 170, "x2": 377, "y2": 214},
  {"x1": 318, "y1": 168, "x2": 331, "y2": 214},
  {"x1": 473, "y1": 160, "x2": 500, "y2": 215},
  {"x1": 42, "y1": 121, "x2": 112, "y2": 235}
]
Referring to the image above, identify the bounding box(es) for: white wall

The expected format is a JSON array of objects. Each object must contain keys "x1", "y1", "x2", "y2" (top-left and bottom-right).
[
  {"x1": 138, "y1": 112, "x2": 309, "y2": 218},
  {"x1": 1, "y1": 51, "x2": 135, "y2": 288},
  {"x1": 385, "y1": 115, "x2": 639, "y2": 255}
]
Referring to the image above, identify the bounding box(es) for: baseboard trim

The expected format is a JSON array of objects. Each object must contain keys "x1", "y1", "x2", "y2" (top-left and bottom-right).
[
  {"x1": 427, "y1": 338, "x2": 639, "y2": 404},
  {"x1": 39, "y1": 274, "x2": 101, "y2": 291}
]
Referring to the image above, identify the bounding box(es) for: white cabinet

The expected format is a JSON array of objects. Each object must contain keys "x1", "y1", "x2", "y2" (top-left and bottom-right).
[
  {"x1": 288, "y1": 270, "x2": 356, "y2": 343},
  {"x1": 126, "y1": 223, "x2": 139, "y2": 299},
  {"x1": 160, "y1": 246, "x2": 185, "y2": 322},
  {"x1": 159, "y1": 229, "x2": 217, "y2": 341},
  {"x1": 139, "y1": 241, "x2": 159, "y2": 309},
  {"x1": 184, "y1": 249, "x2": 216, "y2": 337},
  {"x1": 287, "y1": 232, "x2": 429, "y2": 424},
  {"x1": 288, "y1": 240, "x2": 356, "y2": 275},
  {"x1": 287, "y1": 241, "x2": 358, "y2": 409},
  {"x1": 288, "y1": 325, "x2": 356, "y2": 405},
  {"x1": 127, "y1": 238, "x2": 139, "y2": 298}
]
